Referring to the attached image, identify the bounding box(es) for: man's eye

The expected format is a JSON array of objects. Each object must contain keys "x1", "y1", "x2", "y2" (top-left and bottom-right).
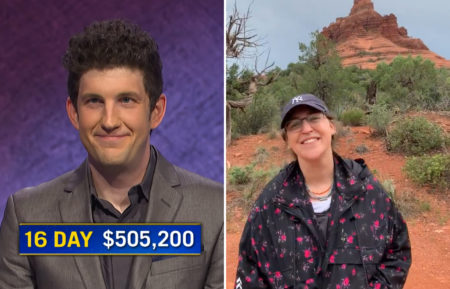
[
  {"x1": 309, "y1": 115, "x2": 321, "y2": 122},
  {"x1": 121, "y1": 97, "x2": 133, "y2": 103},
  {"x1": 87, "y1": 98, "x2": 101, "y2": 104}
]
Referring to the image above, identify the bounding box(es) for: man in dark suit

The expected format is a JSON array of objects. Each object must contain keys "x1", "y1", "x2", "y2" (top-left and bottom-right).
[{"x1": 0, "y1": 19, "x2": 223, "y2": 289}]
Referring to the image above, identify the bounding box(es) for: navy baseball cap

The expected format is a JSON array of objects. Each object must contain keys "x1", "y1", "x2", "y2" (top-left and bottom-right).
[{"x1": 281, "y1": 94, "x2": 331, "y2": 128}]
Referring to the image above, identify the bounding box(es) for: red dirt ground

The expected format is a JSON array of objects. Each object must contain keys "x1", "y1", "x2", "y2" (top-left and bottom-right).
[{"x1": 226, "y1": 112, "x2": 450, "y2": 289}]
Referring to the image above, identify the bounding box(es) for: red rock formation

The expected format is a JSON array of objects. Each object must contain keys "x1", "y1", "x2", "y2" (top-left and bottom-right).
[{"x1": 321, "y1": 0, "x2": 450, "y2": 69}]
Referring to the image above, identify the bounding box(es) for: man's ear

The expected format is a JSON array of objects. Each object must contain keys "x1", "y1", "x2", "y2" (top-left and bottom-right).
[
  {"x1": 150, "y1": 94, "x2": 166, "y2": 129},
  {"x1": 66, "y1": 97, "x2": 79, "y2": 130}
]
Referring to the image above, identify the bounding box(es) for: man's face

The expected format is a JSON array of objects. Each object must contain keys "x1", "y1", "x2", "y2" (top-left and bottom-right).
[{"x1": 66, "y1": 67, "x2": 165, "y2": 169}]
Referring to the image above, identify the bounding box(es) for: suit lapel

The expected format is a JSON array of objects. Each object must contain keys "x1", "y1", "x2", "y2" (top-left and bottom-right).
[
  {"x1": 59, "y1": 161, "x2": 106, "y2": 289},
  {"x1": 146, "y1": 169, "x2": 182, "y2": 223},
  {"x1": 128, "y1": 150, "x2": 183, "y2": 289}
]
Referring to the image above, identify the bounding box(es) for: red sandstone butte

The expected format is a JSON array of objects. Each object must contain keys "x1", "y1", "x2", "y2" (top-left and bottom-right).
[{"x1": 321, "y1": 0, "x2": 450, "y2": 69}]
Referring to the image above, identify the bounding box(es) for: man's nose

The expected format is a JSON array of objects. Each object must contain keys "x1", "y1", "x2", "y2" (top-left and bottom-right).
[{"x1": 101, "y1": 102, "x2": 120, "y2": 132}]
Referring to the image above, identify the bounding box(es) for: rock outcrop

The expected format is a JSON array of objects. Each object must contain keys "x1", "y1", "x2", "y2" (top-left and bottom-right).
[{"x1": 321, "y1": 0, "x2": 450, "y2": 69}]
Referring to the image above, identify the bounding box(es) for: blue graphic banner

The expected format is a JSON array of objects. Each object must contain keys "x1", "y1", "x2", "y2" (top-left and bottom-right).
[{"x1": 19, "y1": 223, "x2": 201, "y2": 255}]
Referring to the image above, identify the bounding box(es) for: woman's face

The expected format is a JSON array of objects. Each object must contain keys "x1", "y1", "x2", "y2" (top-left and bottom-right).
[{"x1": 284, "y1": 106, "x2": 335, "y2": 163}]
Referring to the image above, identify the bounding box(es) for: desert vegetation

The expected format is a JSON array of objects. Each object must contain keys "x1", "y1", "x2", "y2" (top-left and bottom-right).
[{"x1": 227, "y1": 31, "x2": 450, "y2": 202}]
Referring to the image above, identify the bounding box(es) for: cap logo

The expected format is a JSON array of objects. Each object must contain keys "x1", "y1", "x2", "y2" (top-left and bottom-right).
[{"x1": 292, "y1": 96, "x2": 303, "y2": 104}]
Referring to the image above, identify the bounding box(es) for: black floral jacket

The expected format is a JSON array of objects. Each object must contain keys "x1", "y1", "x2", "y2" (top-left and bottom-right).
[{"x1": 235, "y1": 154, "x2": 411, "y2": 289}]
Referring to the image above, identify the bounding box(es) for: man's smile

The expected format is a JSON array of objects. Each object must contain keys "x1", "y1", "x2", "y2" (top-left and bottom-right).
[{"x1": 93, "y1": 134, "x2": 130, "y2": 146}]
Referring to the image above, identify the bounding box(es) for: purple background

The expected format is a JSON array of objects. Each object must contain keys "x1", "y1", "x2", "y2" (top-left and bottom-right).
[{"x1": 0, "y1": 0, "x2": 224, "y2": 220}]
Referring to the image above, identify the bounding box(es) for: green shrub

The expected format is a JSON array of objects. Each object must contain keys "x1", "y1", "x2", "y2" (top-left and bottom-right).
[
  {"x1": 227, "y1": 165, "x2": 281, "y2": 213},
  {"x1": 232, "y1": 93, "x2": 278, "y2": 135},
  {"x1": 267, "y1": 130, "x2": 278, "y2": 140},
  {"x1": 396, "y1": 191, "x2": 431, "y2": 217},
  {"x1": 380, "y1": 181, "x2": 431, "y2": 217},
  {"x1": 243, "y1": 168, "x2": 274, "y2": 200},
  {"x1": 334, "y1": 120, "x2": 351, "y2": 138},
  {"x1": 355, "y1": 143, "x2": 369, "y2": 154},
  {"x1": 404, "y1": 154, "x2": 450, "y2": 190},
  {"x1": 387, "y1": 117, "x2": 445, "y2": 155},
  {"x1": 375, "y1": 56, "x2": 440, "y2": 110},
  {"x1": 339, "y1": 108, "x2": 366, "y2": 126},
  {"x1": 380, "y1": 180, "x2": 418, "y2": 217},
  {"x1": 367, "y1": 104, "x2": 393, "y2": 136},
  {"x1": 253, "y1": 147, "x2": 270, "y2": 165},
  {"x1": 419, "y1": 201, "x2": 432, "y2": 212},
  {"x1": 228, "y1": 165, "x2": 254, "y2": 185},
  {"x1": 382, "y1": 179, "x2": 396, "y2": 200}
]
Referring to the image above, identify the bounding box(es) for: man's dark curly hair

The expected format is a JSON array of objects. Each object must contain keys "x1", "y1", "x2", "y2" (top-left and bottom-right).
[{"x1": 63, "y1": 19, "x2": 163, "y2": 111}]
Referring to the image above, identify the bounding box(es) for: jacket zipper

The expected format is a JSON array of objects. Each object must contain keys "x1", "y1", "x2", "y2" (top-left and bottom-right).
[
  {"x1": 278, "y1": 203, "x2": 326, "y2": 287},
  {"x1": 279, "y1": 204, "x2": 325, "y2": 252},
  {"x1": 320, "y1": 194, "x2": 356, "y2": 271}
]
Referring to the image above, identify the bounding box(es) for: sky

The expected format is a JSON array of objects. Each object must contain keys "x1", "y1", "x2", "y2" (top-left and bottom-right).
[{"x1": 226, "y1": 0, "x2": 450, "y2": 70}]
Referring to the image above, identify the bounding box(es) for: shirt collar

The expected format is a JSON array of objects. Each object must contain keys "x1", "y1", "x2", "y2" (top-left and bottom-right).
[{"x1": 88, "y1": 145, "x2": 158, "y2": 202}]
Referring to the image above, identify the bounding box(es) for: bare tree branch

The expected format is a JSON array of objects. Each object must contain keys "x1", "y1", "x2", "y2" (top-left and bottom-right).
[
  {"x1": 226, "y1": 2, "x2": 280, "y2": 146},
  {"x1": 227, "y1": 97, "x2": 253, "y2": 110},
  {"x1": 226, "y1": 2, "x2": 259, "y2": 59}
]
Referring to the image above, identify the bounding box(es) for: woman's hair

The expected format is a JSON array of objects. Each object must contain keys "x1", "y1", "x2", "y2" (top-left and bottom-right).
[{"x1": 62, "y1": 19, "x2": 163, "y2": 111}]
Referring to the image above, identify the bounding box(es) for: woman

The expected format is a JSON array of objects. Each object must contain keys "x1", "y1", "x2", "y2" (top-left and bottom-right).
[{"x1": 235, "y1": 94, "x2": 411, "y2": 289}]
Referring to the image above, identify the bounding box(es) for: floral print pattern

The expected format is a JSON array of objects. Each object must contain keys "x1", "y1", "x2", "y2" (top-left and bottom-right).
[{"x1": 235, "y1": 154, "x2": 411, "y2": 289}]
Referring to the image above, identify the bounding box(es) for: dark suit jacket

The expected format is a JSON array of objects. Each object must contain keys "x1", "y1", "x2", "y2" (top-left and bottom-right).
[{"x1": 0, "y1": 149, "x2": 223, "y2": 289}]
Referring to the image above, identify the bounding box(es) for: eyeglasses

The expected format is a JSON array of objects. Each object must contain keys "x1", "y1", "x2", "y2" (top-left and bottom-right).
[{"x1": 284, "y1": 113, "x2": 326, "y2": 132}]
